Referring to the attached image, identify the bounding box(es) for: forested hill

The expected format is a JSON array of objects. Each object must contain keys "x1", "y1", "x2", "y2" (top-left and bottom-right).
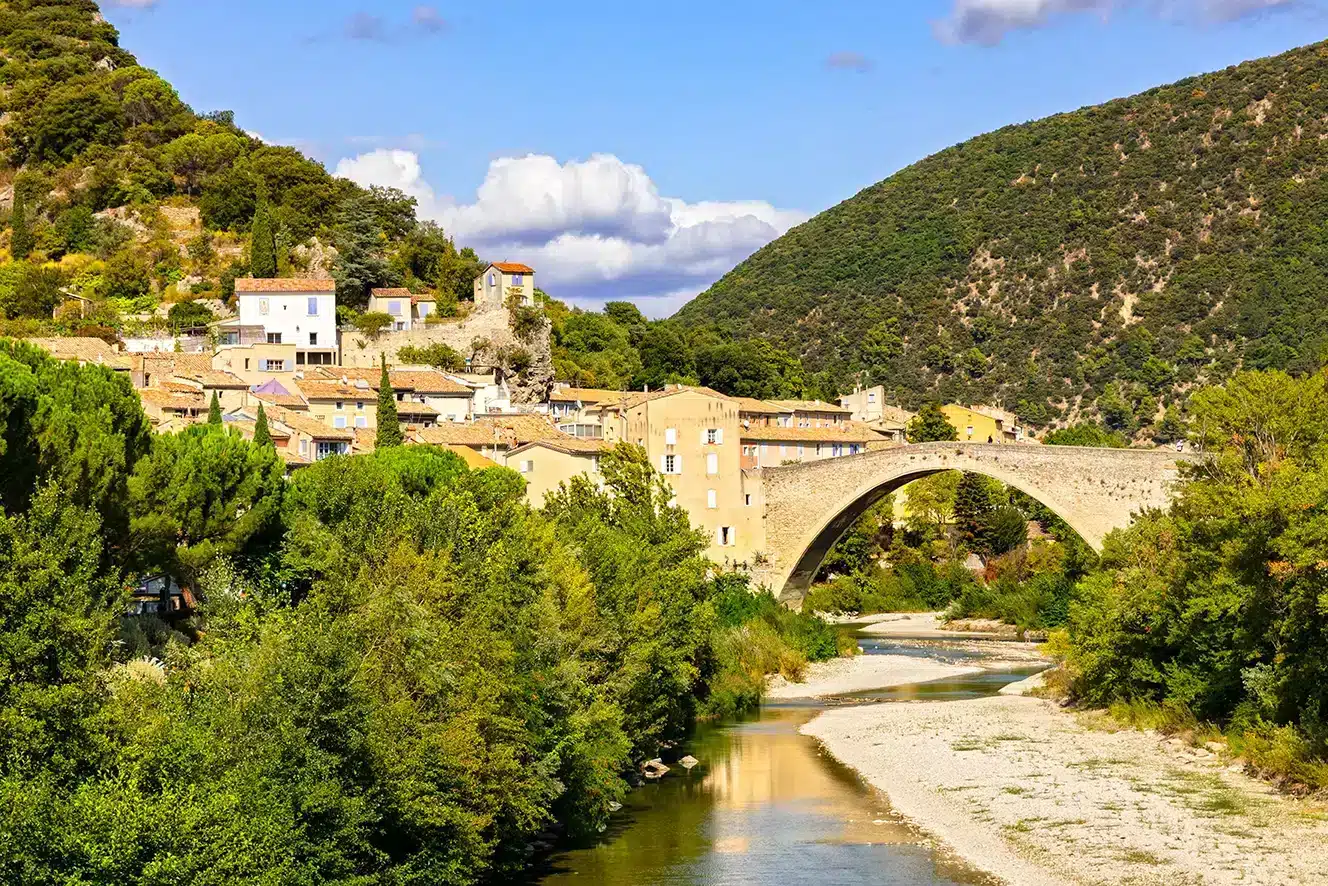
[
  {"x1": 674, "y1": 40, "x2": 1328, "y2": 434},
  {"x1": 0, "y1": 0, "x2": 484, "y2": 325}
]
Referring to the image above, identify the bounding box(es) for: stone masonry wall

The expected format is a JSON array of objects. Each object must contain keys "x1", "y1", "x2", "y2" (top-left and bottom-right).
[
  {"x1": 338, "y1": 302, "x2": 554, "y2": 404},
  {"x1": 749, "y1": 442, "x2": 1197, "y2": 601}
]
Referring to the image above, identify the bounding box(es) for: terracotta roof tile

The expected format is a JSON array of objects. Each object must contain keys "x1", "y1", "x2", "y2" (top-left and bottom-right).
[
  {"x1": 252, "y1": 390, "x2": 309, "y2": 409},
  {"x1": 317, "y1": 368, "x2": 471, "y2": 395},
  {"x1": 139, "y1": 388, "x2": 204, "y2": 410},
  {"x1": 296, "y1": 380, "x2": 374, "y2": 400},
  {"x1": 768, "y1": 399, "x2": 853, "y2": 415},
  {"x1": 175, "y1": 371, "x2": 248, "y2": 388},
  {"x1": 550, "y1": 387, "x2": 626, "y2": 404},
  {"x1": 508, "y1": 438, "x2": 609, "y2": 457},
  {"x1": 740, "y1": 424, "x2": 885, "y2": 444},
  {"x1": 234, "y1": 278, "x2": 336, "y2": 293},
  {"x1": 490, "y1": 262, "x2": 535, "y2": 274},
  {"x1": 396, "y1": 401, "x2": 440, "y2": 417},
  {"x1": 269, "y1": 409, "x2": 354, "y2": 440},
  {"x1": 733, "y1": 397, "x2": 792, "y2": 415},
  {"x1": 24, "y1": 337, "x2": 128, "y2": 366},
  {"x1": 370, "y1": 288, "x2": 413, "y2": 297}
]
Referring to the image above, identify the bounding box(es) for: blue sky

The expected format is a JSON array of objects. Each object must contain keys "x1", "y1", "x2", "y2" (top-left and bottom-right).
[{"x1": 105, "y1": 0, "x2": 1324, "y2": 314}]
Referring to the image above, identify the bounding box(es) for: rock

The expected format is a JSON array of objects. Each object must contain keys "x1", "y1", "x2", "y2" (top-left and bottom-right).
[
  {"x1": 607, "y1": 801, "x2": 622, "y2": 812},
  {"x1": 641, "y1": 758, "x2": 670, "y2": 780},
  {"x1": 679, "y1": 755, "x2": 699, "y2": 770},
  {"x1": 1204, "y1": 741, "x2": 1225, "y2": 754}
]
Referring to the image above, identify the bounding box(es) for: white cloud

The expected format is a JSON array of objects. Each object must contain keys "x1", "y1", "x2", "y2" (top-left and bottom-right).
[
  {"x1": 936, "y1": 0, "x2": 1299, "y2": 44},
  {"x1": 333, "y1": 149, "x2": 808, "y2": 315}
]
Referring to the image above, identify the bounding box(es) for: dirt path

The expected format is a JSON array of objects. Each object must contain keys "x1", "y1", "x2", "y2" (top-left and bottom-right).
[{"x1": 806, "y1": 694, "x2": 1328, "y2": 886}]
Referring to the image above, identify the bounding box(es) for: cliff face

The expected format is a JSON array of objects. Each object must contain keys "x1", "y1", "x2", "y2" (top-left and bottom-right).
[{"x1": 339, "y1": 301, "x2": 554, "y2": 404}]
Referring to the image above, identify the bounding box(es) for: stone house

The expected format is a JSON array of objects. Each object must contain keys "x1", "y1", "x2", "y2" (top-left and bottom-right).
[
  {"x1": 366, "y1": 288, "x2": 436, "y2": 332},
  {"x1": 473, "y1": 262, "x2": 535, "y2": 308},
  {"x1": 506, "y1": 438, "x2": 609, "y2": 506}
]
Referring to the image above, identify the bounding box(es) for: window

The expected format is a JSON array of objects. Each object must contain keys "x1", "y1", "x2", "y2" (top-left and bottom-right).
[
  {"x1": 258, "y1": 359, "x2": 288, "y2": 372},
  {"x1": 299, "y1": 439, "x2": 308, "y2": 456},
  {"x1": 706, "y1": 453, "x2": 719, "y2": 475},
  {"x1": 707, "y1": 489, "x2": 717, "y2": 509},
  {"x1": 307, "y1": 297, "x2": 318, "y2": 316},
  {"x1": 266, "y1": 332, "x2": 282, "y2": 344},
  {"x1": 488, "y1": 273, "x2": 496, "y2": 287},
  {"x1": 244, "y1": 359, "x2": 250, "y2": 370},
  {"x1": 868, "y1": 392, "x2": 877, "y2": 403},
  {"x1": 309, "y1": 332, "x2": 317, "y2": 346},
  {"x1": 333, "y1": 416, "x2": 347, "y2": 429},
  {"x1": 590, "y1": 456, "x2": 600, "y2": 473},
  {"x1": 662, "y1": 454, "x2": 679, "y2": 475},
  {"x1": 297, "y1": 352, "x2": 306, "y2": 365},
  {"x1": 664, "y1": 427, "x2": 677, "y2": 445},
  {"x1": 705, "y1": 427, "x2": 722, "y2": 445},
  {"x1": 356, "y1": 401, "x2": 364, "y2": 410},
  {"x1": 519, "y1": 460, "x2": 534, "y2": 473},
  {"x1": 335, "y1": 401, "x2": 344, "y2": 411},
  {"x1": 388, "y1": 300, "x2": 402, "y2": 316},
  {"x1": 966, "y1": 426, "x2": 974, "y2": 438},
  {"x1": 355, "y1": 415, "x2": 368, "y2": 428},
  {"x1": 316, "y1": 441, "x2": 345, "y2": 460},
  {"x1": 849, "y1": 444, "x2": 860, "y2": 455},
  {"x1": 259, "y1": 298, "x2": 269, "y2": 315},
  {"x1": 717, "y1": 526, "x2": 735, "y2": 547},
  {"x1": 512, "y1": 273, "x2": 524, "y2": 286},
  {"x1": 797, "y1": 444, "x2": 805, "y2": 458},
  {"x1": 744, "y1": 494, "x2": 752, "y2": 507}
]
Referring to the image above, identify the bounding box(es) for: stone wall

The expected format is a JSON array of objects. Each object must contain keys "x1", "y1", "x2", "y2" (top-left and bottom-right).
[
  {"x1": 338, "y1": 301, "x2": 554, "y2": 404},
  {"x1": 749, "y1": 442, "x2": 1198, "y2": 601}
]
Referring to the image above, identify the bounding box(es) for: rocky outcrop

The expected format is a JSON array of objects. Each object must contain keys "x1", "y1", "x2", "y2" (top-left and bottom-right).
[{"x1": 339, "y1": 301, "x2": 554, "y2": 404}]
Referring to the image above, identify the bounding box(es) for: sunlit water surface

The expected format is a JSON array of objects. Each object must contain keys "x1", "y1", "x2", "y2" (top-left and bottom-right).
[{"x1": 531, "y1": 631, "x2": 1039, "y2": 886}]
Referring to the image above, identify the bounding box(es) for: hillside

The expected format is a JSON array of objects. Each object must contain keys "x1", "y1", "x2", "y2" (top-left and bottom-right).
[
  {"x1": 0, "y1": 0, "x2": 485, "y2": 333},
  {"x1": 674, "y1": 40, "x2": 1328, "y2": 433}
]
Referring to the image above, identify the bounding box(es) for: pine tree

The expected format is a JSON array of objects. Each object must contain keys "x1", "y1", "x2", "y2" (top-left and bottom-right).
[
  {"x1": 10, "y1": 187, "x2": 31, "y2": 260},
  {"x1": 250, "y1": 192, "x2": 277, "y2": 278},
  {"x1": 208, "y1": 391, "x2": 222, "y2": 426},
  {"x1": 953, "y1": 473, "x2": 996, "y2": 556},
  {"x1": 375, "y1": 356, "x2": 403, "y2": 448},
  {"x1": 253, "y1": 403, "x2": 272, "y2": 446}
]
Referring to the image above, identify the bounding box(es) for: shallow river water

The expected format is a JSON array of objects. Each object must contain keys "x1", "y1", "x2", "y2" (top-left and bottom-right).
[{"x1": 531, "y1": 631, "x2": 1039, "y2": 886}]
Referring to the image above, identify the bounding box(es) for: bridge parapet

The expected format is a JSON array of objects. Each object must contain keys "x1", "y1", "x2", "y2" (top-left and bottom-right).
[{"x1": 750, "y1": 443, "x2": 1197, "y2": 603}]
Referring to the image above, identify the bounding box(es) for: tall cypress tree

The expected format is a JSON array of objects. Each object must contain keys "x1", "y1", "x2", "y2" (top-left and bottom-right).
[
  {"x1": 10, "y1": 187, "x2": 31, "y2": 260},
  {"x1": 375, "y1": 355, "x2": 403, "y2": 448},
  {"x1": 208, "y1": 391, "x2": 222, "y2": 426},
  {"x1": 249, "y1": 192, "x2": 277, "y2": 278},
  {"x1": 253, "y1": 403, "x2": 272, "y2": 446},
  {"x1": 953, "y1": 473, "x2": 996, "y2": 557}
]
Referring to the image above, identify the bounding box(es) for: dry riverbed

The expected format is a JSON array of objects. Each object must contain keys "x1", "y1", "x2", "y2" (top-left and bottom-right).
[{"x1": 801, "y1": 658, "x2": 1328, "y2": 885}]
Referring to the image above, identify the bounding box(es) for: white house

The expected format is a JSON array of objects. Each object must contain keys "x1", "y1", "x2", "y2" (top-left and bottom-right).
[
  {"x1": 473, "y1": 262, "x2": 534, "y2": 308},
  {"x1": 233, "y1": 279, "x2": 339, "y2": 367}
]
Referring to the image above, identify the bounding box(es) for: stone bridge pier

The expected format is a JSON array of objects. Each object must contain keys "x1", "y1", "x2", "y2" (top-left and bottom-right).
[{"x1": 748, "y1": 443, "x2": 1195, "y2": 603}]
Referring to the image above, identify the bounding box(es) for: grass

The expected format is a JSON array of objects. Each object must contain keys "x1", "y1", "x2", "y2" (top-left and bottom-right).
[{"x1": 1121, "y1": 849, "x2": 1166, "y2": 866}]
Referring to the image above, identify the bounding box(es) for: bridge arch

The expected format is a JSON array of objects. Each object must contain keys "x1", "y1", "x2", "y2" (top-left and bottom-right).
[{"x1": 751, "y1": 443, "x2": 1192, "y2": 603}]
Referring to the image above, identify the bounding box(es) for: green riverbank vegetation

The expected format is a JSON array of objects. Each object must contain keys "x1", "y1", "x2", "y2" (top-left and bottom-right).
[
  {"x1": 0, "y1": 338, "x2": 843, "y2": 884},
  {"x1": 1059, "y1": 369, "x2": 1328, "y2": 791}
]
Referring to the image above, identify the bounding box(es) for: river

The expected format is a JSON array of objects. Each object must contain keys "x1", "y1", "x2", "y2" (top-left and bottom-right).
[{"x1": 531, "y1": 627, "x2": 1040, "y2": 886}]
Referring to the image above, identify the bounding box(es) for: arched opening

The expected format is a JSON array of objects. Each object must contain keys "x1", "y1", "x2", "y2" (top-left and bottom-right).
[{"x1": 781, "y1": 468, "x2": 1091, "y2": 601}]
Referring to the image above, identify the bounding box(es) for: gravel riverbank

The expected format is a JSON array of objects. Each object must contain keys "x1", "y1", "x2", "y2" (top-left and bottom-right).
[{"x1": 806, "y1": 694, "x2": 1328, "y2": 885}]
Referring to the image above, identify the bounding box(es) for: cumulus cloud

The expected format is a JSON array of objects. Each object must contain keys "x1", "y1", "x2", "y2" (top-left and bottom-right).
[
  {"x1": 825, "y1": 51, "x2": 875, "y2": 73},
  {"x1": 936, "y1": 0, "x2": 1300, "y2": 44},
  {"x1": 312, "y1": 7, "x2": 448, "y2": 44},
  {"x1": 334, "y1": 150, "x2": 807, "y2": 314}
]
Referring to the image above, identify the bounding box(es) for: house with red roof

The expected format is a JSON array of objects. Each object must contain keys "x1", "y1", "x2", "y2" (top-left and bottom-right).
[{"x1": 474, "y1": 262, "x2": 535, "y2": 308}]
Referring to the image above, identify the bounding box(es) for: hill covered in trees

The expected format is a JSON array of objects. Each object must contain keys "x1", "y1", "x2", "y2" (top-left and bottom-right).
[
  {"x1": 0, "y1": 0, "x2": 483, "y2": 334},
  {"x1": 675, "y1": 39, "x2": 1328, "y2": 434}
]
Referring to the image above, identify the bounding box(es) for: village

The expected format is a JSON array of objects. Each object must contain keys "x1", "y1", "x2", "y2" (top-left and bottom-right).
[{"x1": 23, "y1": 261, "x2": 1032, "y2": 568}]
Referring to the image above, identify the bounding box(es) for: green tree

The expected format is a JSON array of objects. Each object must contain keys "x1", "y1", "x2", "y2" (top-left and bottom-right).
[
  {"x1": 1045, "y1": 422, "x2": 1128, "y2": 448},
  {"x1": 954, "y1": 472, "x2": 997, "y2": 555},
  {"x1": 10, "y1": 187, "x2": 33, "y2": 260},
  {"x1": 167, "y1": 299, "x2": 215, "y2": 331},
  {"x1": 127, "y1": 423, "x2": 285, "y2": 580},
  {"x1": 252, "y1": 403, "x2": 272, "y2": 447},
  {"x1": 207, "y1": 391, "x2": 222, "y2": 425},
  {"x1": 249, "y1": 190, "x2": 277, "y2": 278},
  {"x1": 332, "y1": 196, "x2": 395, "y2": 309},
  {"x1": 354, "y1": 311, "x2": 392, "y2": 339},
  {"x1": 634, "y1": 324, "x2": 696, "y2": 390},
  {"x1": 907, "y1": 403, "x2": 958, "y2": 443},
  {"x1": 397, "y1": 342, "x2": 464, "y2": 370},
  {"x1": 375, "y1": 357, "x2": 403, "y2": 448}
]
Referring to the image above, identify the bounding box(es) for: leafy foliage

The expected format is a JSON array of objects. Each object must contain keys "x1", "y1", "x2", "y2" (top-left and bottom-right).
[
  {"x1": 677, "y1": 40, "x2": 1328, "y2": 434},
  {"x1": 907, "y1": 403, "x2": 959, "y2": 442},
  {"x1": 375, "y1": 356, "x2": 402, "y2": 448}
]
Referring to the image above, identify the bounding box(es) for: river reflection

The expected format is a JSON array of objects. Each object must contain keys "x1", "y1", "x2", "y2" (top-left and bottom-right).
[{"x1": 534, "y1": 636, "x2": 1014, "y2": 886}]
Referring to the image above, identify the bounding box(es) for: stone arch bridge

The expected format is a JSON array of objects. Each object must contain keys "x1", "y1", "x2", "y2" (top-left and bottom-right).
[{"x1": 748, "y1": 442, "x2": 1197, "y2": 603}]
